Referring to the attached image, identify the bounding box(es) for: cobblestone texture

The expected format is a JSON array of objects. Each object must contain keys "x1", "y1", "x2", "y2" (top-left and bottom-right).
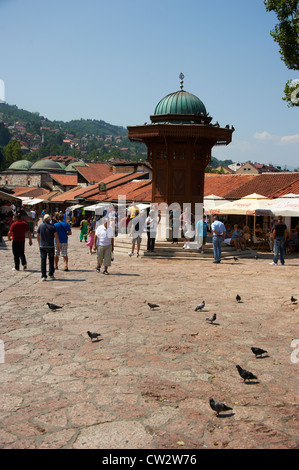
[{"x1": 0, "y1": 228, "x2": 298, "y2": 449}]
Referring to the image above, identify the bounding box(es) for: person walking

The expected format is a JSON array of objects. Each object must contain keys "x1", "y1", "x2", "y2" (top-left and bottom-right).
[
  {"x1": 270, "y1": 215, "x2": 287, "y2": 266},
  {"x1": 8, "y1": 212, "x2": 32, "y2": 271},
  {"x1": 145, "y1": 209, "x2": 158, "y2": 252},
  {"x1": 54, "y1": 212, "x2": 72, "y2": 271},
  {"x1": 79, "y1": 217, "x2": 89, "y2": 243},
  {"x1": 211, "y1": 214, "x2": 226, "y2": 263},
  {"x1": 86, "y1": 224, "x2": 95, "y2": 255},
  {"x1": 128, "y1": 209, "x2": 143, "y2": 257},
  {"x1": 196, "y1": 215, "x2": 208, "y2": 253},
  {"x1": 93, "y1": 217, "x2": 114, "y2": 275},
  {"x1": 37, "y1": 214, "x2": 60, "y2": 281}
]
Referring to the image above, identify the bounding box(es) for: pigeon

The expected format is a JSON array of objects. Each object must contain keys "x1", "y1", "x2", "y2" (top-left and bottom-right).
[
  {"x1": 47, "y1": 302, "x2": 63, "y2": 311},
  {"x1": 87, "y1": 331, "x2": 101, "y2": 342},
  {"x1": 291, "y1": 296, "x2": 297, "y2": 303},
  {"x1": 195, "y1": 300, "x2": 205, "y2": 312},
  {"x1": 233, "y1": 256, "x2": 238, "y2": 261},
  {"x1": 251, "y1": 347, "x2": 268, "y2": 358},
  {"x1": 236, "y1": 294, "x2": 241, "y2": 303},
  {"x1": 148, "y1": 302, "x2": 160, "y2": 310},
  {"x1": 206, "y1": 313, "x2": 216, "y2": 323},
  {"x1": 236, "y1": 365, "x2": 258, "y2": 382},
  {"x1": 209, "y1": 398, "x2": 233, "y2": 416}
]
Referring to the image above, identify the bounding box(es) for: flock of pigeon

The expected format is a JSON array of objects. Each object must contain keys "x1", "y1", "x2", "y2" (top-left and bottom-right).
[
  {"x1": 46, "y1": 294, "x2": 297, "y2": 418},
  {"x1": 194, "y1": 295, "x2": 297, "y2": 417}
]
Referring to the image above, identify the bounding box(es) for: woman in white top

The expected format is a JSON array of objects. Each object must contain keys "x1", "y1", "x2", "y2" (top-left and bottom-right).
[{"x1": 145, "y1": 210, "x2": 158, "y2": 252}]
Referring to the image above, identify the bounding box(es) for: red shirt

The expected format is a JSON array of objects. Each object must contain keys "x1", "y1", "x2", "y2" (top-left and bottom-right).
[{"x1": 9, "y1": 221, "x2": 30, "y2": 241}]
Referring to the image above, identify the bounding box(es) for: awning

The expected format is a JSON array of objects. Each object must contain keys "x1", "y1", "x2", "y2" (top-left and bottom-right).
[
  {"x1": 84, "y1": 203, "x2": 112, "y2": 215},
  {"x1": 137, "y1": 203, "x2": 151, "y2": 211},
  {"x1": 203, "y1": 195, "x2": 231, "y2": 215},
  {"x1": 256, "y1": 197, "x2": 299, "y2": 217},
  {"x1": 210, "y1": 193, "x2": 273, "y2": 216},
  {"x1": 0, "y1": 190, "x2": 23, "y2": 203},
  {"x1": 19, "y1": 197, "x2": 44, "y2": 206},
  {"x1": 69, "y1": 204, "x2": 84, "y2": 210}
]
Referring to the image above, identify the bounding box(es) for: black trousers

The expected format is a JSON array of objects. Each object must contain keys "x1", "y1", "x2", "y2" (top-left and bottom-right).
[
  {"x1": 40, "y1": 247, "x2": 55, "y2": 278},
  {"x1": 147, "y1": 231, "x2": 156, "y2": 251},
  {"x1": 12, "y1": 240, "x2": 27, "y2": 270}
]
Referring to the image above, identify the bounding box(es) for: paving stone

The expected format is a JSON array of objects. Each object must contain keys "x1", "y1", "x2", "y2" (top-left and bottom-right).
[{"x1": 0, "y1": 229, "x2": 298, "y2": 449}]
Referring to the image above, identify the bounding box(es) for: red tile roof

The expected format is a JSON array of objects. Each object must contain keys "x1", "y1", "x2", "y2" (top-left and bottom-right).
[
  {"x1": 85, "y1": 180, "x2": 152, "y2": 203},
  {"x1": 12, "y1": 187, "x2": 50, "y2": 197},
  {"x1": 76, "y1": 162, "x2": 112, "y2": 183},
  {"x1": 204, "y1": 174, "x2": 256, "y2": 198},
  {"x1": 50, "y1": 173, "x2": 78, "y2": 186},
  {"x1": 225, "y1": 173, "x2": 299, "y2": 199},
  {"x1": 271, "y1": 178, "x2": 299, "y2": 197}
]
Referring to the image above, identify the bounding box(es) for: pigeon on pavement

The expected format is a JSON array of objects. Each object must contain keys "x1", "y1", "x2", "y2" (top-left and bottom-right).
[
  {"x1": 206, "y1": 313, "x2": 216, "y2": 323},
  {"x1": 236, "y1": 294, "x2": 241, "y2": 303},
  {"x1": 236, "y1": 365, "x2": 258, "y2": 382},
  {"x1": 47, "y1": 302, "x2": 63, "y2": 311},
  {"x1": 209, "y1": 398, "x2": 233, "y2": 416},
  {"x1": 251, "y1": 347, "x2": 268, "y2": 358},
  {"x1": 291, "y1": 296, "x2": 297, "y2": 303},
  {"x1": 148, "y1": 302, "x2": 160, "y2": 310},
  {"x1": 87, "y1": 331, "x2": 101, "y2": 342},
  {"x1": 195, "y1": 301, "x2": 205, "y2": 311}
]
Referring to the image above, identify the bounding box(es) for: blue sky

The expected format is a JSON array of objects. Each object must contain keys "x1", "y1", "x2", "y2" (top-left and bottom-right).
[{"x1": 0, "y1": 0, "x2": 298, "y2": 168}]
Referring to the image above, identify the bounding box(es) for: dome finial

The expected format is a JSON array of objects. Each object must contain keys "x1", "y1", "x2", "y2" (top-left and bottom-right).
[{"x1": 179, "y1": 72, "x2": 184, "y2": 90}]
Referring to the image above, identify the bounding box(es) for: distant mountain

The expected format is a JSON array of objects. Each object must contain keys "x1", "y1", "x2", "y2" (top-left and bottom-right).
[
  {"x1": 0, "y1": 102, "x2": 127, "y2": 138},
  {"x1": 0, "y1": 102, "x2": 234, "y2": 169}
]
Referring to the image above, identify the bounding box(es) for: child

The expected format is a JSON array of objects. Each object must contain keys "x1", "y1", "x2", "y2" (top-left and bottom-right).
[
  {"x1": 196, "y1": 215, "x2": 208, "y2": 253},
  {"x1": 86, "y1": 225, "x2": 95, "y2": 254}
]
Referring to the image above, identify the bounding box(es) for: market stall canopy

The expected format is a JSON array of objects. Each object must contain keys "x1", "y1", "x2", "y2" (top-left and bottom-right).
[
  {"x1": 0, "y1": 190, "x2": 23, "y2": 203},
  {"x1": 210, "y1": 193, "x2": 273, "y2": 216},
  {"x1": 203, "y1": 194, "x2": 231, "y2": 215},
  {"x1": 256, "y1": 196, "x2": 299, "y2": 217},
  {"x1": 137, "y1": 203, "x2": 151, "y2": 211},
  {"x1": 18, "y1": 197, "x2": 44, "y2": 206},
  {"x1": 69, "y1": 204, "x2": 84, "y2": 210},
  {"x1": 84, "y1": 202, "x2": 113, "y2": 215}
]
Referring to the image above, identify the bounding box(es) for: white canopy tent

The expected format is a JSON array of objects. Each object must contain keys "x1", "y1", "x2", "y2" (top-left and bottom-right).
[
  {"x1": 256, "y1": 194, "x2": 299, "y2": 217},
  {"x1": 203, "y1": 194, "x2": 231, "y2": 215},
  {"x1": 210, "y1": 193, "x2": 273, "y2": 216},
  {"x1": 210, "y1": 193, "x2": 273, "y2": 236},
  {"x1": 18, "y1": 197, "x2": 44, "y2": 206},
  {"x1": 84, "y1": 202, "x2": 113, "y2": 215}
]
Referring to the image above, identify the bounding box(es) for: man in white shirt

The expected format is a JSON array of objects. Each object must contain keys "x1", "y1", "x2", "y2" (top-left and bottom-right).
[
  {"x1": 211, "y1": 215, "x2": 226, "y2": 263},
  {"x1": 93, "y1": 218, "x2": 114, "y2": 274}
]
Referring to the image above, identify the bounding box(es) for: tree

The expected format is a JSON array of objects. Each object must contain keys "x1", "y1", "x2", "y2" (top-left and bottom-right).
[
  {"x1": 265, "y1": 0, "x2": 299, "y2": 106},
  {"x1": 4, "y1": 139, "x2": 23, "y2": 168},
  {"x1": 0, "y1": 122, "x2": 11, "y2": 146}
]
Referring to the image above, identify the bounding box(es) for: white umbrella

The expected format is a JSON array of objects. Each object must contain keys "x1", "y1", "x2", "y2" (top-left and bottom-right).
[
  {"x1": 210, "y1": 193, "x2": 272, "y2": 216},
  {"x1": 203, "y1": 194, "x2": 231, "y2": 215},
  {"x1": 258, "y1": 197, "x2": 299, "y2": 217}
]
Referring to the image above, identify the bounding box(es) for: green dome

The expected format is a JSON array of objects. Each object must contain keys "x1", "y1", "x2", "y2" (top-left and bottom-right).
[
  {"x1": 57, "y1": 162, "x2": 66, "y2": 169},
  {"x1": 65, "y1": 161, "x2": 87, "y2": 172},
  {"x1": 8, "y1": 159, "x2": 33, "y2": 170},
  {"x1": 154, "y1": 90, "x2": 207, "y2": 118},
  {"x1": 31, "y1": 159, "x2": 62, "y2": 170}
]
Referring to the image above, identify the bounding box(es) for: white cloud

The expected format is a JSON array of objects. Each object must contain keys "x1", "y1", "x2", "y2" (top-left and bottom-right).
[
  {"x1": 253, "y1": 131, "x2": 278, "y2": 141},
  {"x1": 280, "y1": 134, "x2": 299, "y2": 145}
]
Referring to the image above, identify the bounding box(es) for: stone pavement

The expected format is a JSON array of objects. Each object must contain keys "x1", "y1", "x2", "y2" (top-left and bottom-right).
[{"x1": 0, "y1": 228, "x2": 298, "y2": 449}]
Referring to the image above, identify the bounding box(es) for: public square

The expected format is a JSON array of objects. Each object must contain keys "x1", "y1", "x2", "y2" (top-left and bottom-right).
[{"x1": 0, "y1": 228, "x2": 298, "y2": 449}]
